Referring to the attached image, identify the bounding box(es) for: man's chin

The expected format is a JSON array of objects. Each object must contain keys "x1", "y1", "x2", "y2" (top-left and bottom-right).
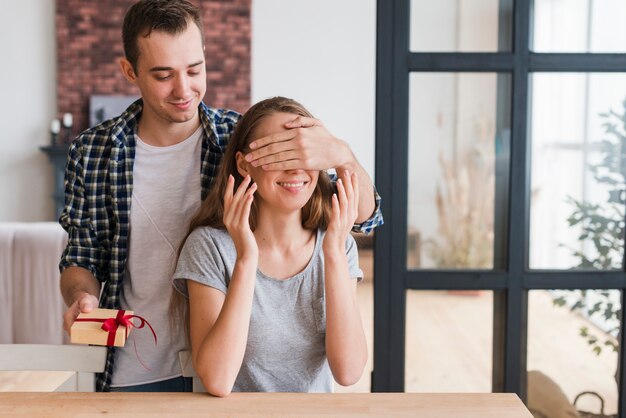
[{"x1": 166, "y1": 110, "x2": 198, "y2": 124}]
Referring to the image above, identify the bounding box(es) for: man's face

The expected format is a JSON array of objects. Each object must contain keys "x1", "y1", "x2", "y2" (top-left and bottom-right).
[{"x1": 124, "y1": 21, "x2": 206, "y2": 126}]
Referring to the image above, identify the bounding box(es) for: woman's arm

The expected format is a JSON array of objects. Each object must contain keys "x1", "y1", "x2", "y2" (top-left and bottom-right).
[
  {"x1": 189, "y1": 175, "x2": 258, "y2": 397},
  {"x1": 323, "y1": 170, "x2": 367, "y2": 386},
  {"x1": 188, "y1": 258, "x2": 256, "y2": 397}
]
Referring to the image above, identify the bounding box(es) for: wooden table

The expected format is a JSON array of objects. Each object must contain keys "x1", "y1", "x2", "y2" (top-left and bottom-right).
[{"x1": 0, "y1": 392, "x2": 532, "y2": 417}]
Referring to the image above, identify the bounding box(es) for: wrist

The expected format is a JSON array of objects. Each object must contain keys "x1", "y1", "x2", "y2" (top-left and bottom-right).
[
  {"x1": 323, "y1": 243, "x2": 347, "y2": 261},
  {"x1": 235, "y1": 254, "x2": 258, "y2": 269},
  {"x1": 334, "y1": 140, "x2": 356, "y2": 170}
]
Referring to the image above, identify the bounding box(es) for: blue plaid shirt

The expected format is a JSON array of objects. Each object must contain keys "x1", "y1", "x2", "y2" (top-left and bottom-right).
[{"x1": 59, "y1": 99, "x2": 383, "y2": 391}]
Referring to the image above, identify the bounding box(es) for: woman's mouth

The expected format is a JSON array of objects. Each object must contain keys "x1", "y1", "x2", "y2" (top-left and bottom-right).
[{"x1": 277, "y1": 181, "x2": 308, "y2": 193}]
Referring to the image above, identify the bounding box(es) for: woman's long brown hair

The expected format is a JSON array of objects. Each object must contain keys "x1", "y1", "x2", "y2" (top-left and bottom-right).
[{"x1": 170, "y1": 96, "x2": 334, "y2": 339}]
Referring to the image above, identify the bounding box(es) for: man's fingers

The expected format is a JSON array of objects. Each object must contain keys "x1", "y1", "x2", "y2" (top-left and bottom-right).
[
  {"x1": 248, "y1": 129, "x2": 296, "y2": 151},
  {"x1": 284, "y1": 116, "x2": 321, "y2": 129},
  {"x1": 78, "y1": 297, "x2": 95, "y2": 313},
  {"x1": 259, "y1": 160, "x2": 304, "y2": 171},
  {"x1": 245, "y1": 141, "x2": 294, "y2": 163},
  {"x1": 63, "y1": 307, "x2": 78, "y2": 335},
  {"x1": 250, "y1": 150, "x2": 301, "y2": 168}
]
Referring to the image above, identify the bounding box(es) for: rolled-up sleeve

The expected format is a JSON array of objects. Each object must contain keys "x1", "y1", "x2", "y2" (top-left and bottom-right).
[{"x1": 58, "y1": 141, "x2": 109, "y2": 283}]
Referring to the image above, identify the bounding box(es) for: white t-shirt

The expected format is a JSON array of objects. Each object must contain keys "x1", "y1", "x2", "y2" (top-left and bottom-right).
[{"x1": 111, "y1": 126, "x2": 202, "y2": 387}]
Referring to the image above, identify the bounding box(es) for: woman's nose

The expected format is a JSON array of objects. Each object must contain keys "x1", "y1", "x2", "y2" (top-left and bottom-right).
[{"x1": 285, "y1": 168, "x2": 305, "y2": 174}]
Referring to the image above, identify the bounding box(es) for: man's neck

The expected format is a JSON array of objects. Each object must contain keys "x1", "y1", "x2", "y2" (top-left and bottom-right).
[{"x1": 137, "y1": 109, "x2": 201, "y2": 147}]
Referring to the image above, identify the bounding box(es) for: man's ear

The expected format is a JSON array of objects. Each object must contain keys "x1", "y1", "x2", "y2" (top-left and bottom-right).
[
  {"x1": 235, "y1": 151, "x2": 250, "y2": 177},
  {"x1": 120, "y1": 58, "x2": 137, "y2": 84}
]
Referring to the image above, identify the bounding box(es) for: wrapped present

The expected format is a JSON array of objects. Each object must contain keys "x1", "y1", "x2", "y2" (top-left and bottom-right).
[{"x1": 71, "y1": 308, "x2": 135, "y2": 347}]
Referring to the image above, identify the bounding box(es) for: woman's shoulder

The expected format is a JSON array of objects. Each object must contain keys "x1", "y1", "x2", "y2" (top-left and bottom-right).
[{"x1": 186, "y1": 226, "x2": 232, "y2": 247}]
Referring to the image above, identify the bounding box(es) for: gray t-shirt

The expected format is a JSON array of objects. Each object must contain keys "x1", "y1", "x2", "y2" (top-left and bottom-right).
[{"x1": 173, "y1": 226, "x2": 362, "y2": 393}]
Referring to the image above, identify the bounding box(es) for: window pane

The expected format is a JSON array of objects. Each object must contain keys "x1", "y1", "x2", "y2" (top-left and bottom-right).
[
  {"x1": 405, "y1": 290, "x2": 493, "y2": 392},
  {"x1": 410, "y1": 0, "x2": 512, "y2": 52},
  {"x1": 529, "y1": 73, "x2": 626, "y2": 270},
  {"x1": 408, "y1": 73, "x2": 511, "y2": 269},
  {"x1": 527, "y1": 290, "x2": 619, "y2": 417},
  {"x1": 533, "y1": 0, "x2": 626, "y2": 52}
]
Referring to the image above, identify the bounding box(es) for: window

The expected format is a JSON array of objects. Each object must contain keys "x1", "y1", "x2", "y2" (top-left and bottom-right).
[{"x1": 374, "y1": 2, "x2": 626, "y2": 416}]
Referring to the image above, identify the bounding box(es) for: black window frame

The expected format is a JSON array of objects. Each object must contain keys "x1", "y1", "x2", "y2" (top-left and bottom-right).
[{"x1": 373, "y1": 0, "x2": 626, "y2": 413}]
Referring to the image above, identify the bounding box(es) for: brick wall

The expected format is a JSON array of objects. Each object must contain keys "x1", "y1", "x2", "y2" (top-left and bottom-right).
[{"x1": 56, "y1": 0, "x2": 251, "y2": 136}]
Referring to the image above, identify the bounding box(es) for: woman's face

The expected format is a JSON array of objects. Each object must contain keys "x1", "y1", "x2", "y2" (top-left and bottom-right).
[{"x1": 236, "y1": 112, "x2": 319, "y2": 215}]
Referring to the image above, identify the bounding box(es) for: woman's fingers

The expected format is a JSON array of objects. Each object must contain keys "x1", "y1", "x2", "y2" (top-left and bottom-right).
[
  {"x1": 336, "y1": 176, "x2": 349, "y2": 224},
  {"x1": 224, "y1": 175, "x2": 254, "y2": 227},
  {"x1": 350, "y1": 171, "x2": 359, "y2": 222},
  {"x1": 224, "y1": 175, "x2": 234, "y2": 213},
  {"x1": 330, "y1": 193, "x2": 340, "y2": 226},
  {"x1": 330, "y1": 170, "x2": 359, "y2": 234},
  {"x1": 233, "y1": 175, "x2": 252, "y2": 203},
  {"x1": 240, "y1": 183, "x2": 257, "y2": 225}
]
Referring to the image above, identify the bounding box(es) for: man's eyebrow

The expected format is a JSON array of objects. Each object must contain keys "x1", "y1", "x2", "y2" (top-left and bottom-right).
[{"x1": 149, "y1": 61, "x2": 204, "y2": 73}]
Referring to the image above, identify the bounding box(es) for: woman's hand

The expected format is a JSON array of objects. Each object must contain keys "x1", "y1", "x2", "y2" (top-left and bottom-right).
[
  {"x1": 223, "y1": 174, "x2": 258, "y2": 261},
  {"x1": 324, "y1": 170, "x2": 359, "y2": 253}
]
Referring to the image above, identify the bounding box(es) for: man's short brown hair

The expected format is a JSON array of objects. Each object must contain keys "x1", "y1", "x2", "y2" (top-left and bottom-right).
[{"x1": 122, "y1": 0, "x2": 204, "y2": 71}]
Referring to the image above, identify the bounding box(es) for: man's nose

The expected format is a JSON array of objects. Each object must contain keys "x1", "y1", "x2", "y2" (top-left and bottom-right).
[{"x1": 173, "y1": 74, "x2": 190, "y2": 97}]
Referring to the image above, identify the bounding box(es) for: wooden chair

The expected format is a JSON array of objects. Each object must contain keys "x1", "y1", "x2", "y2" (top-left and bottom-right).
[
  {"x1": 178, "y1": 350, "x2": 206, "y2": 392},
  {"x1": 0, "y1": 344, "x2": 107, "y2": 392}
]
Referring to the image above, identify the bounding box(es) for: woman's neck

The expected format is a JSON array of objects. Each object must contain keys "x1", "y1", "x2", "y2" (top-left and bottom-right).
[
  {"x1": 253, "y1": 208, "x2": 312, "y2": 253},
  {"x1": 254, "y1": 207, "x2": 316, "y2": 280}
]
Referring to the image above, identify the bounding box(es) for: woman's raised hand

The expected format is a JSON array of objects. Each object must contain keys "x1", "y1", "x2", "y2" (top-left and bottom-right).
[
  {"x1": 324, "y1": 170, "x2": 359, "y2": 253},
  {"x1": 223, "y1": 174, "x2": 258, "y2": 260}
]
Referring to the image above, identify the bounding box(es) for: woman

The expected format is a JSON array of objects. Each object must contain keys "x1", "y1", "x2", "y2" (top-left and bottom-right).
[{"x1": 172, "y1": 97, "x2": 367, "y2": 396}]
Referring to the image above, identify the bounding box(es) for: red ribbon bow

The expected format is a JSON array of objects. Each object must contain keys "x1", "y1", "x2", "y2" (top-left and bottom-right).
[{"x1": 75, "y1": 310, "x2": 157, "y2": 347}]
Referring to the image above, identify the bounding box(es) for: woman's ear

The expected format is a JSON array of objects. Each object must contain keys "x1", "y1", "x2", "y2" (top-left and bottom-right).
[{"x1": 235, "y1": 151, "x2": 250, "y2": 177}]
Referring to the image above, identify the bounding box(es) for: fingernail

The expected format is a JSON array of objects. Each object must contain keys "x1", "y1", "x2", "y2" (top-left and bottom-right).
[
  {"x1": 245, "y1": 154, "x2": 253, "y2": 161},
  {"x1": 252, "y1": 161, "x2": 259, "y2": 167},
  {"x1": 249, "y1": 142, "x2": 257, "y2": 149}
]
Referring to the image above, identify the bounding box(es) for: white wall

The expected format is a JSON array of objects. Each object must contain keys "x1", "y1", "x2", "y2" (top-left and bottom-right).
[
  {"x1": 0, "y1": 0, "x2": 376, "y2": 221},
  {"x1": 0, "y1": 1, "x2": 56, "y2": 221},
  {"x1": 251, "y1": 0, "x2": 376, "y2": 179}
]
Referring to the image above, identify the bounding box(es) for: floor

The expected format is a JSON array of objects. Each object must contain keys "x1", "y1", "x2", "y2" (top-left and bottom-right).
[
  {"x1": 335, "y1": 249, "x2": 618, "y2": 415},
  {"x1": 1, "y1": 249, "x2": 619, "y2": 415}
]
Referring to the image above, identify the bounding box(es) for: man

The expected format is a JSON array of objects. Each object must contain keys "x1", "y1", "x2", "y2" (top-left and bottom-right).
[{"x1": 60, "y1": 0, "x2": 382, "y2": 392}]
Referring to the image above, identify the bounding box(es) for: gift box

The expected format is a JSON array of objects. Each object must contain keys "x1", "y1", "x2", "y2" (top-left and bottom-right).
[{"x1": 71, "y1": 308, "x2": 134, "y2": 347}]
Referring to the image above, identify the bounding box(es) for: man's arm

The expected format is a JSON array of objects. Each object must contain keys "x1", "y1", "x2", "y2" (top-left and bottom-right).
[
  {"x1": 58, "y1": 140, "x2": 106, "y2": 335},
  {"x1": 60, "y1": 266, "x2": 101, "y2": 334},
  {"x1": 244, "y1": 116, "x2": 379, "y2": 225}
]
